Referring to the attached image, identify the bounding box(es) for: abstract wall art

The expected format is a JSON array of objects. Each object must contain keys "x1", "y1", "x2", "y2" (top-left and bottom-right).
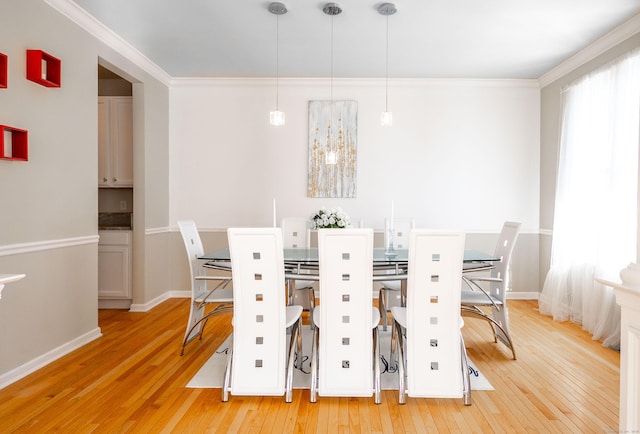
[{"x1": 307, "y1": 100, "x2": 357, "y2": 198}]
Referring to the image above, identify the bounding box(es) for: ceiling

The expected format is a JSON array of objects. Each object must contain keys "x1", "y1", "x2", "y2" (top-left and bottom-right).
[{"x1": 72, "y1": 0, "x2": 640, "y2": 79}]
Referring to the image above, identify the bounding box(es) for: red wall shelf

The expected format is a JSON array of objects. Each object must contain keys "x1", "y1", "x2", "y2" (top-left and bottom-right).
[
  {"x1": 0, "y1": 53, "x2": 7, "y2": 88},
  {"x1": 26, "y1": 50, "x2": 61, "y2": 88},
  {"x1": 0, "y1": 125, "x2": 29, "y2": 161}
]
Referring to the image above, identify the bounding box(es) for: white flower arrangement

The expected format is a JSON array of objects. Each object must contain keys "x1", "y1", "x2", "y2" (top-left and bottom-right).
[{"x1": 311, "y1": 207, "x2": 351, "y2": 229}]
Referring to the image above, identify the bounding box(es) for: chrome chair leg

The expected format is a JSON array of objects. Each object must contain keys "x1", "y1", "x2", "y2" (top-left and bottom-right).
[
  {"x1": 308, "y1": 288, "x2": 316, "y2": 331},
  {"x1": 394, "y1": 320, "x2": 406, "y2": 405},
  {"x1": 310, "y1": 326, "x2": 319, "y2": 403},
  {"x1": 462, "y1": 307, "x2": 516, "y2": 359},
  {"x1": 390, "y1": 316, "x2": 398, "y2": 362},
  {"x1": 296, "y1": 317, "x2": 303, "y2": 369},
  {"x1": 379, "y1": 288, "x2": 388, "y2": 331},
  {"x1": 286, "y1": 319, "x2": 301, "y2": 403},
  {"x1": 222, "y1": 342, "x2": 233, "y2": 402},
  {"x1": 181, "y1": 303, "x2": 233, "y2": 356},
  {"x1": 460, "y1": 333, "x2": 472, "y2": 406},
  {"x1": 373, "y1": 327, "x2": 381, "y2": 404}
]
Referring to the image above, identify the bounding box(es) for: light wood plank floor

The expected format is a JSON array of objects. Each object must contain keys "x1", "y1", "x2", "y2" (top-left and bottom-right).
[{"x1": 0, "y1": 299, "x2": 619, "y2": 433}]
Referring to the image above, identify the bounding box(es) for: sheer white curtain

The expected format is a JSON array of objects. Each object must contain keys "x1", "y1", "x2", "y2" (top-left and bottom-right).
[{"x1": 539, "y1": 49, "x2": 640, "y2": 350}]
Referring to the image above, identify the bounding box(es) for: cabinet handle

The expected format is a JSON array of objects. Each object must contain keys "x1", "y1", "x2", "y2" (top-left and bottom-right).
[
  {"x1": 103, "y1": 177, "x2": 107, "y2": 182},
  {"x1": 113, "y1": 178, "x2": 117, "y2": 182}
]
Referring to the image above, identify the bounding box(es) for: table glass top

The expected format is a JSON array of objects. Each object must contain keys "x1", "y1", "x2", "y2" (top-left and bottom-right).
[{"x1": 200, "y1": 248, "x2": 498, "y2": 264}]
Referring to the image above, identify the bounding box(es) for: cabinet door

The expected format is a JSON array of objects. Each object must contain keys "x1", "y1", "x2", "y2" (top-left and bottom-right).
[
  {"x1": 110, "y1": 98, "x2": 133, "y2": 186},
  {"x1": 97, "y1": 98, "x2": 111, "y2": 186},
  {"x1": 97, "y1": 96, "x2": 133, "y2": 187},
  {"x1": 98, "y1": 244, "x2": 131, "y2": 298}
]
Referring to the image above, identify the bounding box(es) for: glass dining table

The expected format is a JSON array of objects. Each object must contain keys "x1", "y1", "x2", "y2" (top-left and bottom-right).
[{"x1": 200, "y1": 247, "x2": 498, "y2": 302}]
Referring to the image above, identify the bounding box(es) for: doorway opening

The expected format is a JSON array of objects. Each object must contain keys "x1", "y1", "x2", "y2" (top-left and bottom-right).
[{"x1": 97, "y1": 64, "x2": 134, "y2": 310}]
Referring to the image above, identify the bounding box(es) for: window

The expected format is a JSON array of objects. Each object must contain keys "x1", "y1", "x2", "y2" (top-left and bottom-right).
[{"x1": 539, "y1": 48, "x2": 640, "y2": 349}]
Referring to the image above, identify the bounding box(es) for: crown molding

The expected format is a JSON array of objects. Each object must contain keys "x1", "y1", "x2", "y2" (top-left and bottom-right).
[
  {"x1": 44, "y1": 0, "x2": 172, "y2": 86},
  {"x1": 539, "y1": 12, "x2": 640, "y2": 88},
  {"x1": 170, "y1": 76, "x2": 539, "y2": 89}
]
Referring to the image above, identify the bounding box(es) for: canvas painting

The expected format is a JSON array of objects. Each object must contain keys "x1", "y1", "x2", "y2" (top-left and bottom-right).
[{"x1": 307, "y1": 100, "x2": 357, "y2": 198}]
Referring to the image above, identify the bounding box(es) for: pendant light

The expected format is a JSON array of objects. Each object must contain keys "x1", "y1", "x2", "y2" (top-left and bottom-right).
[
  {"x1": 379, "y1": 3, "x2": 396, "y2": 127},
  {"x1": 323, "y1": 3, "x2": 342, "y2": 165},
  {"x1": 269, "y1": 2, "x2": 287, "y2": 126}
]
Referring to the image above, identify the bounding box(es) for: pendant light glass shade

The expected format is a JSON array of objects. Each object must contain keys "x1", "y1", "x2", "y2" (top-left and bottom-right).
[
  {"x1": 325, "y1": 150, "x2": 337, "y2": 165},
  {"x1": 379, "y1": 3, "x2": 396, "y2": 127},
  {"x1": 269, "y1": 2, "x2": 287, "y2": 126},
  {"x1": 270, "y1": 110, "x2": 285, "y2": 125},
  {"x1": 381, "y1": 111, "x2": 392, "y2": 126}
]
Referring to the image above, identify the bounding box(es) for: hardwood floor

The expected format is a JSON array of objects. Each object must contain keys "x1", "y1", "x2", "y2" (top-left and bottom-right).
[{"x1": 0, "y1": 299, "x2": 619, "y2": 433}]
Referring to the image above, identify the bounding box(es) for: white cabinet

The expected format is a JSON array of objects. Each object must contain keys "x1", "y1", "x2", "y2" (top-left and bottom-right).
[
  {"x1": 98, "y1": 96, "x2": 133, "y2": 187},
  {"x1": 98, "y1": 231, "x2": 132, "y2": 300}
]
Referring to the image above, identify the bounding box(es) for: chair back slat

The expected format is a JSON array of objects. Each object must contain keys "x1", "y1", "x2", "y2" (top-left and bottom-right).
[
  {"x1": 490, "y1": 221, "x2": 521, "y2": 302},
  {"x1": 317, "y1": 228, "x2": 374, "y2": 397},
  {"x1": 406, "y1": 230, "x2": 465, "y2": 398},
  {"x1": 178, "y1": 220, "x2": 204, "y2": 274},
  {"x1": 227, "y1": 228, "x2": 287, "y2": 396},
  {"x1": 281, "y1": 217, "x2": 311, "y2": 249},
  {"x1": 385, "y1": 218, "x2": 415, "y2": 250},
  {"x1": 178, "y1": 220, "x2": 209, "y2": 298}
]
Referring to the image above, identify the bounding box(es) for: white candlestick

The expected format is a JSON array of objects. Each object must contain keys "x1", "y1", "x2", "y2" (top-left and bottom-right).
[
  {"x1": 385, "y1": 219, "x2": 390, "y2": 246},
  {"x1": 273, "y1": 199, "x2": 277, "y2": 228},
  {"x1": 390, "y1": 200, "x2": 395, "y2": 228}
]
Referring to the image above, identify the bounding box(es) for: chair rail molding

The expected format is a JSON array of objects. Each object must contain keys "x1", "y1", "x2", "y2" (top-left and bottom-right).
[{"x1": 0, "y1": 235, "x2": 99, "y2": 257}]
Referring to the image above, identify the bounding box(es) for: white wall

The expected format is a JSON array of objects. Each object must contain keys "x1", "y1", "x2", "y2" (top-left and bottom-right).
[
  {"x1": 0, "y1": 0, "x2": 171, "y2": 385},
  {"x1": 169, "y1": 78, "x2": 542, "y2": 297},
  {"x1": 170, "y1": 78, "x2": 540, "y2": 232},
  {"x1": 0, "y1": 0, "x2": 102, "y2": 380}
]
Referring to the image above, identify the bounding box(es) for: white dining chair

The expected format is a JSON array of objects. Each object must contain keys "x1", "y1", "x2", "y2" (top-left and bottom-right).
[
  {"x1": 310, "y1": 228, "x2": 381, "y2": 404},
  {"x1": 378, "y1": 217, "x2": 415, "y2": 330},
  {"x1": 461, "y1": 221, "x2": 521, "y2": 359},
  {"x1": 178, "y1": 220, "x2": 233, "y2": 355},
  {"x1": 391, "y1": 229, "x2": 471, "y2": 405},
  {"x1": 223, "y1": 227, "x2": 303, "y2": 402},
  {"x1": 281, "y1": 217, "x2": 316, "y2": 311}
]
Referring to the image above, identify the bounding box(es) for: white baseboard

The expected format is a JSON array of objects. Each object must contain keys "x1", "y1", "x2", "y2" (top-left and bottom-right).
[
  {"x1": 128, "y1": 290, "x2": 190, "y2": 312},
  {"x1": 0, "y1": 327, "x2": 102, "y2": 390}
]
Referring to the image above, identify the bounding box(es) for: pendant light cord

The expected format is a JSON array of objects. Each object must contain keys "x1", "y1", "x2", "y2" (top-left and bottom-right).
[
  {"x1": 330, "y1": 13, "x2": 334, "y2": 153},
  {"x1": 276, "y1": 14, "x2": 280, "y2": 110},
  {"x1": 268, "y1": 2, "x2": 287, "y2": 125},
  {"x1": 323, "y1": 2, "x2": 342, "y2": 161},
  {"x1": 331, "y1": 13, "x2": 334, "y2": 105},
  {"x1": 385, "y1": 14, "x2": 389, "y2": 112}
]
